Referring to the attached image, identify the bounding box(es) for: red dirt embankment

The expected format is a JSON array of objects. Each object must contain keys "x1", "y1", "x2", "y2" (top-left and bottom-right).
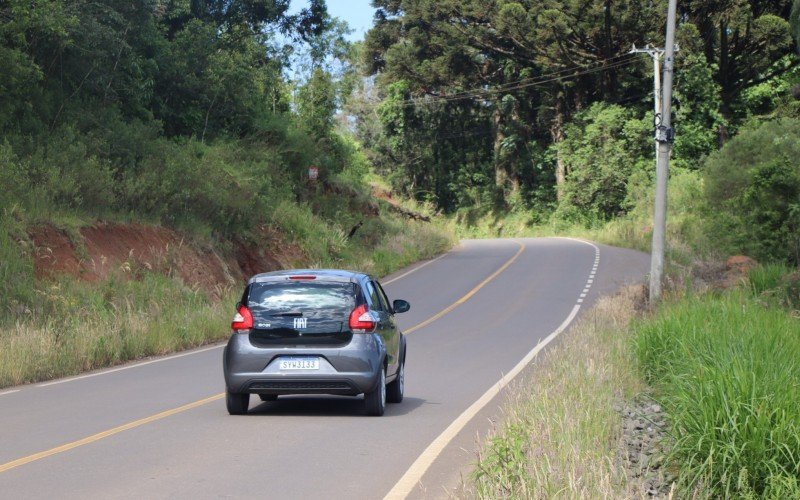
[{"x1": 29, "y1": 222, "x2": 304, "y2": 291}]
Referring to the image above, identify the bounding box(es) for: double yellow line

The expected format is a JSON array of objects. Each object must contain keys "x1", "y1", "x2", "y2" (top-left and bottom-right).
[{"x1": 0, "y1": 241, "x2": 525, "y2": 474}]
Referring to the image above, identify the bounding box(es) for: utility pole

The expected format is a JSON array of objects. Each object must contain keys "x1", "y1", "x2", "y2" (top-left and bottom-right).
[
  {"x1": 630, "y1": 45, "x2": 664, "y2": 162},
  {"x1": 649, "y1": 0, "x2": 679, "y2": 303}
]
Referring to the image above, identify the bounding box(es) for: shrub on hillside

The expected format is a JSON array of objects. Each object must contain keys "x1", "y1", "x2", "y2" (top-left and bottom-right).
[
  {"x1": 704, "y1": 118, "x2": 800, "y2": 265},
  {"x1": 556, "y1": 102, "x2": 652, "y2": 222}
]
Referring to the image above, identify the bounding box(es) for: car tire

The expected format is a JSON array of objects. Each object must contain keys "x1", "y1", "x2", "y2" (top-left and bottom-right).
[
  {"x1": 386, "y1": 357, "x2": 404, "y2": 404},
  {"x1": 259, "y1": 394, "x2": 278, "y2": 402},
  {"x1": 226, "y1": 389, "x2": 249, "y2": 415},
  {"x1": 364, "y1": 368, "x2": 386, "y2": 416}
]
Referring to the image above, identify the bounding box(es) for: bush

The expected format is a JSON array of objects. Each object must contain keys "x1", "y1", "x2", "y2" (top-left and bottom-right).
[
  {"x1": 749, "y1": 264, "x2": 800, "y2": 311},
  {"x1": 704, "y1": 118, "x2": 800, "y2": 265}
]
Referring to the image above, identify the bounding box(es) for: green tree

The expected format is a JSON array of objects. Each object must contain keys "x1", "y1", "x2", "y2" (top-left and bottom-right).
[
  {"x1": 557, "y1": 102, "x2": 651, "y2": 221},
  {"x1": 704, "y1": 118, "x2": 800, "y2": 265},
  {"x1": 681, "y1": 0, "x2": 796, "y2": 139},
  {"x1": 296, "y1": 67, "x2": 337, "y2": 138},
  {"x1": 363, "y1": 0, "x2": 661, "y2": 209}
]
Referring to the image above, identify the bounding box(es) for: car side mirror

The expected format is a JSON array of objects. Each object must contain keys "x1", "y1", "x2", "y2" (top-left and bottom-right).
[{"x1": 392, "y1": 299, "x2": 410, "y2": 314}]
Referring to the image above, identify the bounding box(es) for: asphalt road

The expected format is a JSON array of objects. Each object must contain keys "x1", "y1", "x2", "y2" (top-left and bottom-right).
[{"x1": 0, "y1": 237, "x2": 648, "y2": 499}]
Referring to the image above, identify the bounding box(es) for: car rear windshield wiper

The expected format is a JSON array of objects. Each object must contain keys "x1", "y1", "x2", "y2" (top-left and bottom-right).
[{"x1": 270, "y1": 311, "x2": 304, "y2": 317}]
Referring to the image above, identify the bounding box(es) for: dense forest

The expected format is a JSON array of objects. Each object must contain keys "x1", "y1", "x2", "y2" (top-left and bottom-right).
[
  {"x1": 0, "y1": 0, "x2": 356, "y2": 222},
  {"x1": 355, "y1": 0, "x2": 800, "y2": 265}
]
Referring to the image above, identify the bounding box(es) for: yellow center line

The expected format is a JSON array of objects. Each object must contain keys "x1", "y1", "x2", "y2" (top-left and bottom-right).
[
  {"x1": 0, "y1": 393, "x2": 224, "y2": 474},
  {"x1": 0, "y1": 240, "x2": 525, "y2": 475},
  {"x1": 404, "y1": 240, "x2": 525, "y2": 334}
]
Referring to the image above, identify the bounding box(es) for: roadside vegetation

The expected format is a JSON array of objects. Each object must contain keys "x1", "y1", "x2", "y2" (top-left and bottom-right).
[{"x1": 0, "y1": 1, "x2": 454, "y2": 387}]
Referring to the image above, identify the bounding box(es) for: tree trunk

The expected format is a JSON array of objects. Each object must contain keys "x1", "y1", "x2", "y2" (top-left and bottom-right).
[
  {"x1": 493, "y1": 107, "x2": 509, "y2": 205},
  {"x1": 551, "y1": 91, "x2": 567, "y2": 201},
  {"x1": 492, "y1": 104, "x2": 521, "y2": 207}
]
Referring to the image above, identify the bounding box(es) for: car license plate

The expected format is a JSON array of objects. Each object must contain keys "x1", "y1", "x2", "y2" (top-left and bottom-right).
[{"x1": 278, "y1": 357, "x2": 320, "y2": 370}]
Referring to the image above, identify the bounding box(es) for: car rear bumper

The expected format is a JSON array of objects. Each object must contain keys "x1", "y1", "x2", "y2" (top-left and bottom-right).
[{"x1": 223, "y1": 332, "x2": 385, "y2": 396}]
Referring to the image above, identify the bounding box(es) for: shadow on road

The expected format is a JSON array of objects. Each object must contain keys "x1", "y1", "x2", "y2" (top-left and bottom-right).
[{"x1": 247, "y1": 395, "x2": 427, "y2": 417}]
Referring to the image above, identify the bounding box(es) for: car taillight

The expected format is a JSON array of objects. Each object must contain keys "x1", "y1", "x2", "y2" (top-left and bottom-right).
[
  {"x1": 231, "y1": 304, "x2": 253, "y2": 332},
  {"x1": 289, "y1": 275, "x2": 316, "y2": 280},
  {"x1": 349, "y1": 304, "x2": 376, "y2": 333}
]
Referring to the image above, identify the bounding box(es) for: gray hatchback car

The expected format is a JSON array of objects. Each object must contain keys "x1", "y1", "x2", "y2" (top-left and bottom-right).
[{"x1": 223, "y1": 269, "x2": 410, "y2": 416}]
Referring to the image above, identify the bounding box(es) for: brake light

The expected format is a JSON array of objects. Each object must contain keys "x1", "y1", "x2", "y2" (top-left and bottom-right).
[
  {"x1": 289, "y1": 275, "x2": 316, "y2": 280},
  {"x1": 349, "y1": 304, "x2": 376, "y2": 332},
  {"x1": 231, "y1": 304, "x2": 253, "y2": 332}
]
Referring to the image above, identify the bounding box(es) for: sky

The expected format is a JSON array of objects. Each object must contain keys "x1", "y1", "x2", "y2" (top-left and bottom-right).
[{"x1": 290, "y1": 0, "x2": 378, "y2": 42}]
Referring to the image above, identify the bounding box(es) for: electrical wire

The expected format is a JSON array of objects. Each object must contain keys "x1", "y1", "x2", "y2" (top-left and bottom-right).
[{"x1": 371, "y1": 53, "x2": 643, "y2": 109}]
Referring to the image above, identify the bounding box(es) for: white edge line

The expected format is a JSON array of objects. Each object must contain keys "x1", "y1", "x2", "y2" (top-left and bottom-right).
[
  {"x1": 382, "y1": 252, "x2": 448, "y2": 285},
  {"x1": 36, "y1": 344, "x2": 225, "y2": 387},
  {"x1": 385, "y1": 238, "x2": 600, "y2": 500},
  {"x1": 0, "y1": 389, "x2": 21, "y2": 397},
  {"x1": 384, "y1": 304, "x2": 583, "y2": 499}
]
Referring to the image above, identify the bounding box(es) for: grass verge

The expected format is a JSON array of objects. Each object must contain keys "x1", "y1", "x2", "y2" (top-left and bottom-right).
[
  {"x1": 469, "y1": 266, "x2": 800, "y2": 499},
  {"x1": 0, "y1": 274, "x2": 234, "y2": 388},
  {"x1": 469, "y1": 286, "x2": 648, "y2": 498}
]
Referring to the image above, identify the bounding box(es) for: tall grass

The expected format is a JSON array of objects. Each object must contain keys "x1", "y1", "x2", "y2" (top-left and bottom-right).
[
  {"x1": 470, "y1": 287, "x2": 647, "y2": 497},
  {"x1": 747, "y1": 263, "x2": 794, "y2": 296},
  {"x1": 0, "y1": 274, "x2": 235, "y2": 387},
  {"x1": 0, "y1": 210, "x2": 35, "y2": 312},
  {"x1": 634, "y1": 292, "x2": 800, "y2": 498}
]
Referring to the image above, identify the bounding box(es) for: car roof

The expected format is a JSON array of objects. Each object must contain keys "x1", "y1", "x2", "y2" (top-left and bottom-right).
[{"x1": 247, "y1": 269, "x2": 368, "y2": 285}]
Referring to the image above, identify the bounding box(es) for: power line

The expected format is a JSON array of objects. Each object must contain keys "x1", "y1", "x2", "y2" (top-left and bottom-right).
[
  {"x1": 430, "y1": 53, "x2": 637, "y2": 101},
  {"x1": 372, "y1": 54, "x2": 642, "y2": 109}
]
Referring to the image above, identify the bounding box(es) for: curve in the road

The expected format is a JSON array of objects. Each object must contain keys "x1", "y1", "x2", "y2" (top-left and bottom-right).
[
  {"x1": 0, "y1": 237, "x2": 649, "y2": 499},
  {"x1": 385, "y1": 237, "x2": 598, "y2": 499}
]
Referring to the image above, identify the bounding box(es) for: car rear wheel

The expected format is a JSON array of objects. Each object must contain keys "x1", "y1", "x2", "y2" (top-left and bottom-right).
[
  {"x1": 226, "y1": 389, "x2": 249, "y2": 415},
  {"x1": 386, "y1": 358, "x2": 404, "y2": 404},
  {"x1": 258, "y1": 394, "x2": 278, "y2": 402},
  {"x1": 364, "y1": 369, "x2": 386, "y2": 416}
]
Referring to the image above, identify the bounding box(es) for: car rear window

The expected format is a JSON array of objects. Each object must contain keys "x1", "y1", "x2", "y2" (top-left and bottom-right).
[{"x1": 247, "y1": 282, "x2": 356, "y2": 318}]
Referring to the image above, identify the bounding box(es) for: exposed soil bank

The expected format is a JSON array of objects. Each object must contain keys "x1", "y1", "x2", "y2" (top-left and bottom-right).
[{"x1": 28, "y1": 221, "x2": 304, "y2": 292}]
